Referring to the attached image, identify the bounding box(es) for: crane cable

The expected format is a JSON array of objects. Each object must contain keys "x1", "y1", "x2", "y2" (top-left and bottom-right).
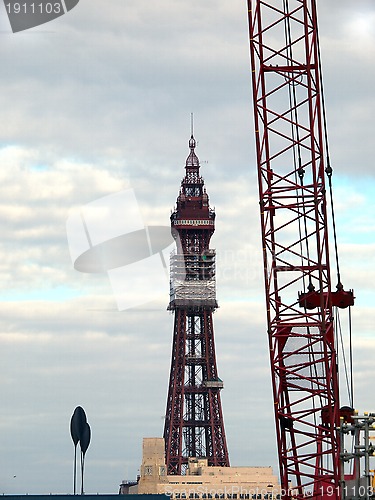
[
  {"x1": 316, "y1": 22, "x2": 341, "y2": 290},
  {"x1": 283, "y1": 0, "x2": 312, "y2": 285},
  {"x1": 282, "y1": 2, "x2": 325, "y2": 437},
  {"x1": 284, "y1": 2, "x2": 354, "y2": 411},
  {"x1": 336, "y1": 308, "x2": 353, "y2": 408},
  {"x1": 315, "y1": 14, "x2": 354, "y2": 407}
]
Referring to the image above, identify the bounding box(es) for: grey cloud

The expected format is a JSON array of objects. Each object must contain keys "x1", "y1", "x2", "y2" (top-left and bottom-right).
[{"x1": 0, "y1": 0, "x2": 373, "y2": 495}]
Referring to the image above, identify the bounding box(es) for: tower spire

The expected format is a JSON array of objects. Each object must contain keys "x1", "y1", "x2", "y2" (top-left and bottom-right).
[{"x1": 186, "y1": 115, "x2": 199, "y2": 170}]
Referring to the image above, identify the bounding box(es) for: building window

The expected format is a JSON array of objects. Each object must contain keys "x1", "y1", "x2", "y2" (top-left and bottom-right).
[{"x1": 144, "y1": 465, "x2": 153, "y2": 476}]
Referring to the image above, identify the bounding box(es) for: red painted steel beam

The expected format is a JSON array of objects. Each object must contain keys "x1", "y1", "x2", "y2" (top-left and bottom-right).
[
  {"x1": 247, "y1": 1, "x2": 344, "y2": 498},
  {"x1": 164, "y1": 137, "x2": 229, "y2": 474}
]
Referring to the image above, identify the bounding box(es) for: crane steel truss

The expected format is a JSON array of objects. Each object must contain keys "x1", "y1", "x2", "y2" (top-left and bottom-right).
[{"x1": 247, "y1": 1, "x2": 341, "y2": 497}]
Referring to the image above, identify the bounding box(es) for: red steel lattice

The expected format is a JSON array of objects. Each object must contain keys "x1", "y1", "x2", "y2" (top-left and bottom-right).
[
  {"x1": 163, "y1": 136, "x2": 229, "y2": 475},
  {"x1": 246, "y1": 1, "x2": 353, "y2": 497}
]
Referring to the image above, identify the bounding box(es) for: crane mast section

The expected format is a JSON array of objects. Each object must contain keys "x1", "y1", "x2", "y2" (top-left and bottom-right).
[{"x1": 247, "y1": 1, "x2": 340, "y2": 498}]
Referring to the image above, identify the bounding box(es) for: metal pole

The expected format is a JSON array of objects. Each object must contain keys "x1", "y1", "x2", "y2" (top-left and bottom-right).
[
  {"x1": 339, "y1": 418, "x2": 345, "y2": 500},
  {"x1": 364, "y1": 418, "x2": 370, "y2": 500},
  {"x1": 73, "y1": 444, "x2": 77, "y2": 495},
  {"x1": 354, "y1": 422, "x2": 360, "y2": 500}
]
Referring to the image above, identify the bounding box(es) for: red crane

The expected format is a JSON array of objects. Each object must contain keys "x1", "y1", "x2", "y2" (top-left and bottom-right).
[{"x1": 247, "y1": 1, "x2": 354, "y2": 498}]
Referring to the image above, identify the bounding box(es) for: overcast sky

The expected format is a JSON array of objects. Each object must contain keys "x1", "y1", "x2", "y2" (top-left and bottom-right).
[{"x1": 0, "y1": 0, "x2": 374, "y2": 495}]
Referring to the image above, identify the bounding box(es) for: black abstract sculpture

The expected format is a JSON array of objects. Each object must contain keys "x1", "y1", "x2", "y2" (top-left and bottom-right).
[{"x1": 70, "y1": 406, "x2": 91, "y2": 494}]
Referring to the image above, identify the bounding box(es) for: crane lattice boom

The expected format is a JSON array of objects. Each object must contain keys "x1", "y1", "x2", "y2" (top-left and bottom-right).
[{"x1": 247, "y1": 1, "x2": 353, "y2": 498}]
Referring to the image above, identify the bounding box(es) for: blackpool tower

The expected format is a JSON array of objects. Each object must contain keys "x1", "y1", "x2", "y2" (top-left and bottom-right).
[{"x1": 163, "y1": 134, "x2": 230, "y2": 475}]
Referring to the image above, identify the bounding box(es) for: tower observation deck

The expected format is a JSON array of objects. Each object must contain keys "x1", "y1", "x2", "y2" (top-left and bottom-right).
[{"x1": 163, "y1": 135, "x2": 230, "y2": 475}]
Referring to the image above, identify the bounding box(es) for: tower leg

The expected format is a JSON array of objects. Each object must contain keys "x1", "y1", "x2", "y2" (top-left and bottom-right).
[{"x1": 164, "y1": 308, "x2": 229, "y2": 475}]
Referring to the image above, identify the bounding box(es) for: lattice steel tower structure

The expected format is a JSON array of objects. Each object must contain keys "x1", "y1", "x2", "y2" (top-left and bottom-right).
[
  {"x1": 247, "y1": 1, "x2": 354, "y2": 497},
  {"x1": 163, "y1": 134, "x2": 230, "y2": 475}
]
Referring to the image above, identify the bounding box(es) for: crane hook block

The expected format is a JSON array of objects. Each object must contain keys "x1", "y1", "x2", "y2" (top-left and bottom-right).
[{"x1": 298, "y1": 289, "x2": 354, "y2": 310}]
